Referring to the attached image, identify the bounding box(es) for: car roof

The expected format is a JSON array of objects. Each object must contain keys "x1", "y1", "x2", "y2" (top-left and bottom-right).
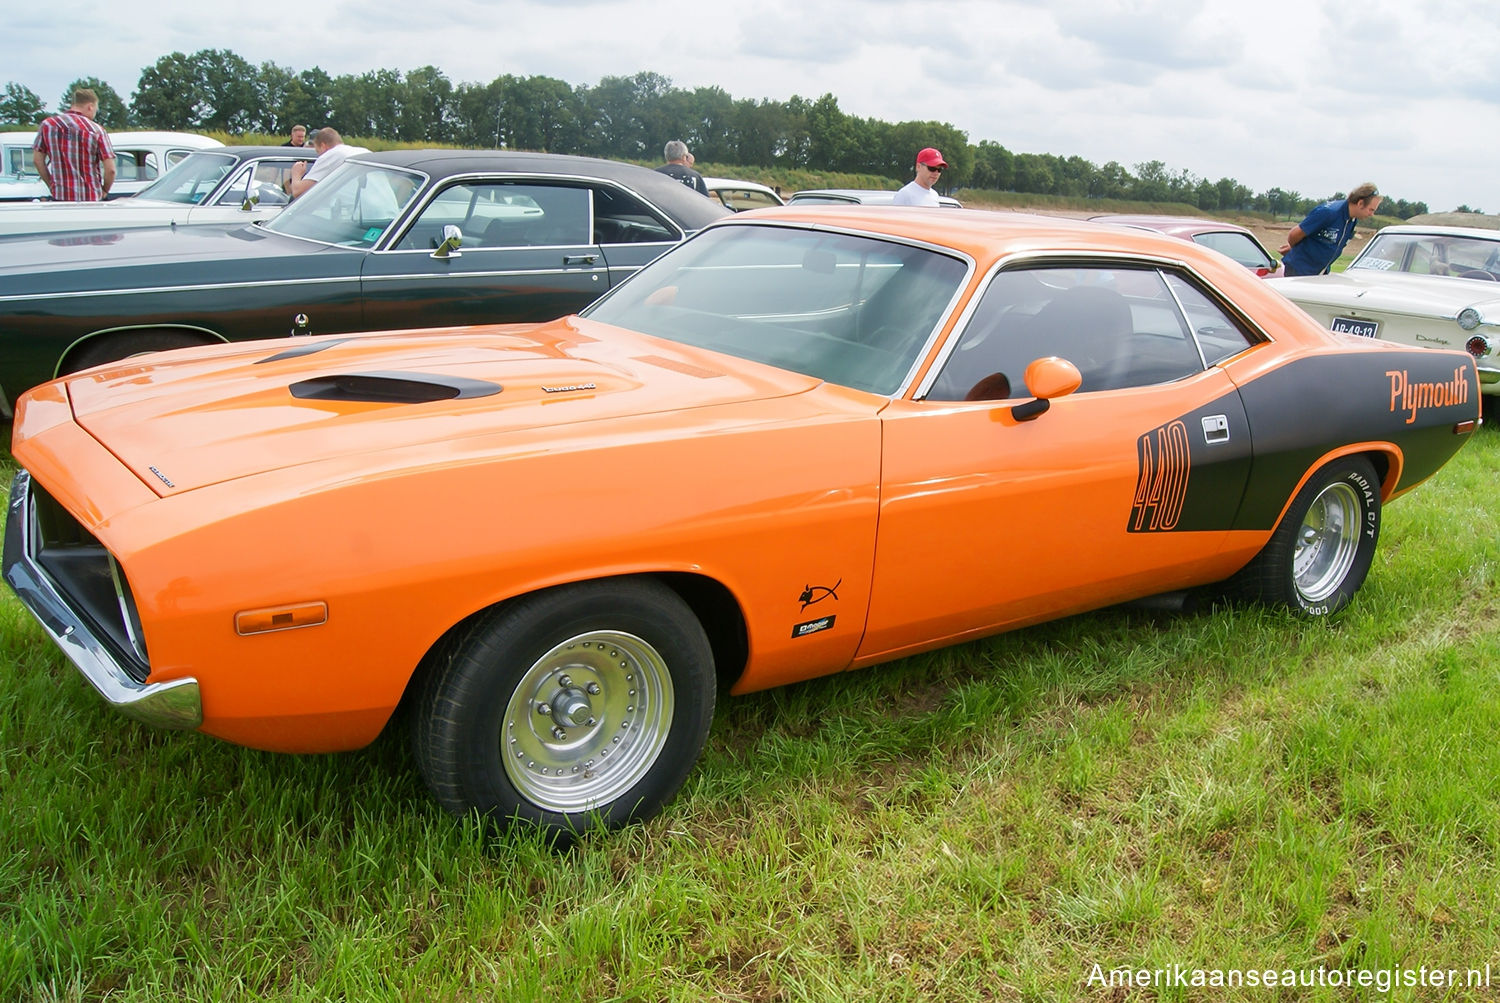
[
  {"x1": 107, "y1": 132, "x2": 224, "y2": 148},
  {"x1": 718, "y1": 203, "x2": 1200, "y2": 261},
  {"x1": 1368, "y1": 224, "x2": 1500, "y2": 241},
  {"x1": 704, "y1": 177, "x2": 779, "y2": 196},
  {"x1": 352, "y1": 149, "x2": 729, "y2": 230},
  {"x1": 188, "y1": 145, "x2": 319, "y2": 159},
  {"x1": 1088, "y1": 214, "x2": 1253, "y2": 237},
  {"x1": 789, "y1": 188, "x2": 963, "y2": 209}
]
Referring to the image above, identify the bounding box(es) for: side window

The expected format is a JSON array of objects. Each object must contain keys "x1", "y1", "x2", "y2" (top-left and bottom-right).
[
  {"x1": 1192, "y1": 231, "x2": 1272, "y2": 271},
  {"x1": 210, "y1": 161, "x2": 300, "y2": 207},
  {"x1": 115, "y1": 152, "x2": 144, "y2": 181},
  {"x1": 927, "y1": 265, "x2": 1210, "y2": 401},
  {"x1": 1163, "y1": 274, "x2": 1256, "y2": 365},
  {"x1": 593, "y1": 186, "x2": 677, "y2": 244},
  {"x1": 393, "y1": 182, "x2": 589, "y2": 251}
]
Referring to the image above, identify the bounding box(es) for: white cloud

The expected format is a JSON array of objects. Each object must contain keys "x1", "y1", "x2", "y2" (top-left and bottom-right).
[{"x1": 6, "y1": 0, "x2": 1498, "y2": 211}]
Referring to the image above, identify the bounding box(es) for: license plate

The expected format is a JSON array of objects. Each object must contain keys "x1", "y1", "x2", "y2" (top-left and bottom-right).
[{"x1": 1331, "y1": 316, "x2": 1379, "y2": 338}]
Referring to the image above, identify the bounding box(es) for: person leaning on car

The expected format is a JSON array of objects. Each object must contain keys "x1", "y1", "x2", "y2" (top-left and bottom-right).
[
  {"x1": 891, "y1": 148, "x2": 948, "y2": 207},
  {"x1": 287, "y1": 128, "x2": 369, "y2": 199},
  {"x1": 1280, "y1": 183, "x2": 1383, "y2": 276},
  {"x1": 32, "y1": 88, "x2": 116, "y2": 202}
]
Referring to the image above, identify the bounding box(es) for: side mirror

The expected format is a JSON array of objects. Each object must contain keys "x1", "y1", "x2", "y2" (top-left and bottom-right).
[
  {"x1": 431, "y1": 224, "x2": 463, "y2": 260},
  {"x1": 1010, "y1": 356, "x2": 1082, "y2": 422}
]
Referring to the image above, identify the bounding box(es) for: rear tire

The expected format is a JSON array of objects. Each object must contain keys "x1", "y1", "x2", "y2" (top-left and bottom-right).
[
  {"x1": 1229, "y1": 457, "x2": 1380, "y2": 617},
  {"x1": 412, "y1": 579, "x2": 716, "y2": 837}
]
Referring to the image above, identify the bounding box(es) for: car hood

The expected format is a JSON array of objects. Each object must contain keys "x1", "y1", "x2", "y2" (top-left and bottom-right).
[
  {"x1": 1267, "y1": 271, "x2": 1500, "y2": 318},
  {"x1": 0, "y1": 222, "x2": 341, "y2": 295},
  {"x1": 60, "y1": 317, "x2": 825, "y2": 496}
]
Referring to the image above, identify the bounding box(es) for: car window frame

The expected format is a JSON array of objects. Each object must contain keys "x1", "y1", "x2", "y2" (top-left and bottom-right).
[{"x1": 915, "y1": 251, "x2": 1270, "y2": 402}]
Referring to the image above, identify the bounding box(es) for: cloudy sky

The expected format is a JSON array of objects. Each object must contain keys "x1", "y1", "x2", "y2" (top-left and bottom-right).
[{"x1": 8, "y1": 0, "x2": 1498, "y2": 213}]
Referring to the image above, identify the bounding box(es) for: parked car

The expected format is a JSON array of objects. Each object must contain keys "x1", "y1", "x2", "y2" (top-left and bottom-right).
[
  {"x1": 704, "y1": 176, "x2": 784, "y2": 212},
  {"x1": 1267, "y1": 224, "x2": 1500, "y2": 395},
  {"x1": 5, "y1": 206, "x2": 1480, "y2": 836},
  {"x1": 1089, "y1": 214, "x2": 1282, "y2": 277},
  {"x1": 788, "y1": 188, "x2": 964, "y2": 208},
  {"x1": 0, "y1": 131, "x2": 224, "y2": 201},
  {"x1": 0, "y1": 148, "x2": 728, "y2": 415},
  {"x1": 0, "y1": 146, "x2": 318, "y2": 236}
]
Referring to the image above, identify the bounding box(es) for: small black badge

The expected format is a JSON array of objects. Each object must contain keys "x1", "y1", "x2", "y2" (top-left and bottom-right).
[
  {"x1": 798, "y1": 579, "x2": 841, "y2": 610},
  {"x1": 792, "y1": 615, "x2": 836, "y2": 638}
]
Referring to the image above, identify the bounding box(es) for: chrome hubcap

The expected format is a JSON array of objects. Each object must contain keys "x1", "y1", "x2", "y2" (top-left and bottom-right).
[
  {"x1": 1292, "y1": 482, "x2": 1361, "y2": 603},
  {"x1": 503, "y1": 630, "x2": 673, "y2": 813}
]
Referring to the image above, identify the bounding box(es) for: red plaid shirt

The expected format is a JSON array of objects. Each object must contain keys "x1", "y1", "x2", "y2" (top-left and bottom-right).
[{"x1": 34, "y1": 111, "x2": 114, "y2": 201}]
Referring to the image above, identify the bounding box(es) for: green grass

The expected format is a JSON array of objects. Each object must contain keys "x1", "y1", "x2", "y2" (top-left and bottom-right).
[{"x1": 2, "y1": 432, "x2": 1499, "y2": 1001}]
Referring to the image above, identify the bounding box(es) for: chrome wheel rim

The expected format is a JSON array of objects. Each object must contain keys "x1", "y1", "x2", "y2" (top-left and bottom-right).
[
  {"x1": 1293, "y1": 482, "x2": 1361, "y2": 603},
  {"x1": 502, "y1": 630, "x2": 674, "y2": 813}
]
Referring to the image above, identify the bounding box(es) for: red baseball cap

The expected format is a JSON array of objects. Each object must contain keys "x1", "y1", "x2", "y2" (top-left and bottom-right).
[{"x1": 916, "y1": 147, "x2": 948, "y2": 168}]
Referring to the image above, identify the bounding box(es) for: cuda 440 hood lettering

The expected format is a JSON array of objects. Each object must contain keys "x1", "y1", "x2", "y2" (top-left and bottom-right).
[{"x1": 4, "y1": 207, "x2": 1481, "y2": 839}]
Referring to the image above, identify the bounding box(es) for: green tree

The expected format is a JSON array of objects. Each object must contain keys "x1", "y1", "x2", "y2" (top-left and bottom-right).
[
  {"x1": 133, "y1": 52, "x2": 207, "y2": 128},
  {"x1": 0, "y1": 82, "x2": 45, "y2": 126},
  {"x1": 62, "y1": 77, "x2": 128, "y2": 127},
  {"x1": 399, "y1": 66, "x2": 454, "y2": 143}
]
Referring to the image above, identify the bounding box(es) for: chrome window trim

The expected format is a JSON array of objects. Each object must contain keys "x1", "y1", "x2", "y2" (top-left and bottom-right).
[{"x1": 913, "y1": 249, "x2": 1272, "y2": 401}]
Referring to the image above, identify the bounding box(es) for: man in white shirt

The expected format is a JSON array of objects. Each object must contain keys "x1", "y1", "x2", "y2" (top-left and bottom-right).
[
  {"x1": 288, "y1": 128, "x2": 369, "y2": 199},
  {"x1": 891, "y1": 147, "x2": 948, "y2": 207}
]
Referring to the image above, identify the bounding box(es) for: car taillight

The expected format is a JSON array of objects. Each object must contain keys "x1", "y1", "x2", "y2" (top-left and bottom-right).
[{"x1": 1465, "y1": 334, "x2": 1490, "y2": 358}]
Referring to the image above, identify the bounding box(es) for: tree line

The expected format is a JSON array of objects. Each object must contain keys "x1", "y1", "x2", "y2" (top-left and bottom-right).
[{"x1": 1, "y1": 51, "x2": 1436, "y2": 218}]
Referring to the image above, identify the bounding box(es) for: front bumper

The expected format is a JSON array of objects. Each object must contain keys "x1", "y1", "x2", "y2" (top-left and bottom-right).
[{"x1": 4, "y1": 470, "x2": 201, "y2": 730}]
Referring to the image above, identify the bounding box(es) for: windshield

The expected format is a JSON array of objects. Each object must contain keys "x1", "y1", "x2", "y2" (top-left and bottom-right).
[
  {"x1": 582, "y1": 223, "x2": 968, "y2": 395},
  {"x1": 264, "y1": 163, "x2": 423, "y2": 247},
  {"x1": 135, "y1": 152, "x2": 239, "y2": 204},
  {"x1": 1352, "y1": 232, "x2": 1500, "y2": 280}
]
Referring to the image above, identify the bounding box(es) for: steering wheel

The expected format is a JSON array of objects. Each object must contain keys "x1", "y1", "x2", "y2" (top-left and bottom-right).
[{"x1": 1458, "y1": 269, "x2": 1498, "y2": 281}]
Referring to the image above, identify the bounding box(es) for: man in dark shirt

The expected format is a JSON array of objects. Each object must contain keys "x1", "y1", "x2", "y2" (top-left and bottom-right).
[
  {"x1": 283, "y1": 125, "x2": 308, "y2": 147},
  {"x1": 656, "y1": 140, "x2": 708, "y2": 196}
]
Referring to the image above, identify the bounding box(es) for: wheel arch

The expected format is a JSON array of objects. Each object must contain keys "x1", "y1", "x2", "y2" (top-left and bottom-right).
[
  {"x1": 393, "y1": 570, "x2": 750, "y2": 727},
  {"x1": 56, "y1": 324, "x2": 228, "y2": 378},
  {"x1": 1267, "y1": 442, "x2": 1399, "y2": 533}
]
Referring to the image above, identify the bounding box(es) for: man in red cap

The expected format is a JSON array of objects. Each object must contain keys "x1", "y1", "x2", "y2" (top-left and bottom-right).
[{"x1": 892, "y1": 147, "x2": 948, "y2": 206}]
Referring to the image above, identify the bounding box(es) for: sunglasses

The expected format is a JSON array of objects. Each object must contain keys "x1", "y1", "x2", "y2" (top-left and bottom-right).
[{"x1": 923, "y1": 163, "x2": 945, "y2": 173}]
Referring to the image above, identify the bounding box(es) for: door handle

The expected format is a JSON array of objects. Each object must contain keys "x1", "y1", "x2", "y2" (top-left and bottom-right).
[{"x1": 563, "y1": 254, "x2": 598, "y2": 265}]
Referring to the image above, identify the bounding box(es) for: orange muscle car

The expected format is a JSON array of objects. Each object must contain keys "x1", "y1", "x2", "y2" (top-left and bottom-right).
[{"x1": 4, "y1": 207, "x2": 1481, "y2": 836}]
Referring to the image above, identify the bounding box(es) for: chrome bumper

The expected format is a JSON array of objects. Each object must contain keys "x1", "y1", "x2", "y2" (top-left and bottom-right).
[{"x1": 3, "y1": 470, "x2": 201, "y2": 730}]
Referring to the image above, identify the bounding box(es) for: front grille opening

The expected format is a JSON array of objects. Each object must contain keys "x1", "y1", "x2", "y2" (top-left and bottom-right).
[{"x1": 31, "y1": 486, "x2": 151, "y2": 683}]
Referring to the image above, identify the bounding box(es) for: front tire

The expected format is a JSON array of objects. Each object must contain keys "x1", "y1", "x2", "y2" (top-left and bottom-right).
[
  {"x1": 1230, "y1": 456, "x2": 1381, "y2": 616},
  {"x1": 412, "y1": 579, "x2": 716, "y2": 836}
]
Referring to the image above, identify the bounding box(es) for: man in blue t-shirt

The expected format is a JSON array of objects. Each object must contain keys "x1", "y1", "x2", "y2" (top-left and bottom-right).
[{"x1": 1280, "y1": 183, "x2": 1383, "y2": 276}]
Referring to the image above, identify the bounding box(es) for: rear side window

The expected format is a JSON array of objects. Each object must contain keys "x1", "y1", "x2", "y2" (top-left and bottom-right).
[{"x1": 927, "y1": 264, "x2": 1255, "y2": 401}]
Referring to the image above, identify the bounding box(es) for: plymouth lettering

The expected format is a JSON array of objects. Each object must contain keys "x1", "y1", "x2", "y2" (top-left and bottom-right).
[{"x1": 1387, "y1": 367, "x2": 1468, "y2": 425}]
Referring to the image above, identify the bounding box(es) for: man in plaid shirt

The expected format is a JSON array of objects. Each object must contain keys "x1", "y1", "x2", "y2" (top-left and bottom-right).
[{"x1": 32, "y1": 88, "x2": 116, "y2": 201}]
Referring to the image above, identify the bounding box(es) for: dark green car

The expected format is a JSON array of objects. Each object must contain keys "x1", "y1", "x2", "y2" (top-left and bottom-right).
[{"x1": 0, "y1": 149, "x2": 727, "y2": 416}]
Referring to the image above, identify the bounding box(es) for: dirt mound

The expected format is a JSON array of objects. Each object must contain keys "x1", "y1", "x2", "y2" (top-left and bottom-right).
[{"x1": 1406, "y1": 212, "x2": 1500, "y2": 230}]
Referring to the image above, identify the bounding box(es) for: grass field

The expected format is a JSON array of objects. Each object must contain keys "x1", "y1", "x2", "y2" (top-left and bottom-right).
[{"x1": 2, "y1": 427, "x2": 1498, "y2": 1001}]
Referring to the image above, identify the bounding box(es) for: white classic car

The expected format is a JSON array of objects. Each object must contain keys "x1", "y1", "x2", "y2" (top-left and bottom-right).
[
  {"x1": 1267, "y1": 224, "x2": 1500, "y2": 395},
  {"x1": 0, "y1": 146, "x2": 318, "y2": 235},
  {"x1": 0, "y1": 130, "x2": 223, "y2": 201},
  {"x1": 788, "y1": 188, "x2": 964, "y2": 209},
  {"x1": 704, "y1": 176, "x2": 785, "y2": 212}
]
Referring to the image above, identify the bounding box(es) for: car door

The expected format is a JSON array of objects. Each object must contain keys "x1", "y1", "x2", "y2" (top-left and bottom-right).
[
  {"x1": 590, "y1": 184, "x2": 686, "y2": 287},
  {"x1": 361, "y1": 179, "x2": 611, "y2": 330},
  {"x1": 857, "y1": 262, "x2": 1258, "y2": 662}
]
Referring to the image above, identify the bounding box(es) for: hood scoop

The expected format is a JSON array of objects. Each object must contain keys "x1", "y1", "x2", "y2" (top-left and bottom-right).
[{"x1": 289, "y1": 370, "x2": 502, "y2": 404}]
